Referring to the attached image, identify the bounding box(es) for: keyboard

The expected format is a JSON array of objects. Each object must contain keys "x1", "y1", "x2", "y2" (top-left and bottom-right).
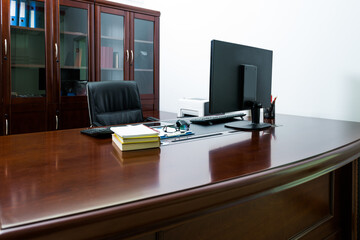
[
  {"x1": 190, "y1": 113, "x2": 246, "y2": 125},
  {"x1": 80, "y1": 127, "x2": 113, "y2": 138}
]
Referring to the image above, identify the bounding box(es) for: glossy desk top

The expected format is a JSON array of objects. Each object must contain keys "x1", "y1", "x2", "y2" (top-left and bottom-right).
[{"x1": 1, "y1": 114, "x2": 360, "y2": 230}]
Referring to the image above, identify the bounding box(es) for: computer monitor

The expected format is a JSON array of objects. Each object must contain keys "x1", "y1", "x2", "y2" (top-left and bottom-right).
[{"x1": 209, "y1": 40, "x2": 273, "y2": 130}]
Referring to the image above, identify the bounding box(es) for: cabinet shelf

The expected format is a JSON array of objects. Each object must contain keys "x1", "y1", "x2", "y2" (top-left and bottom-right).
[
  {"x1": 11, "y1": 64, "x2": 45, "y2": 68},
  {"x1": 61, "y1": 66, "x2": 88, "y2": 70},
  {"x1": 11, "y1": 25, "x2": 45, "y2": 32},
  {"x1": 134, "y1": 69, "x2": 153, "y2": 72},
  {"x1": 60, "y1": 31, "x2": 87, "y2": 37},
  {"x1": 12, "y1": 94, "x2": 45, "y2": 98},
  {"x1": 101, "y1": 67, "x2": 124, "y2": 71},
  {"x1": 101, "y1": 35, "x2": 124, "y2": 41},
  {"x1": 135, "y1": 39, "x2": 153, "y2": 44}
]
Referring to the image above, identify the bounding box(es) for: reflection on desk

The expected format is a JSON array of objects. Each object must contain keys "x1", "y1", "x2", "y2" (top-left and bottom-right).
[{"x1": 0, "y1": 114, "x2": 359, "y2": 239}]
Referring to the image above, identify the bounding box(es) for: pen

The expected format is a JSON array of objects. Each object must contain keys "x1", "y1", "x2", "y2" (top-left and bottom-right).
[
  {"x1": 272, "y1": 96, "x2": 277, "y2": 104},
  {"x1": 270, "y1": 96, "x2": 277, "y2": 113},
  {"x1": 171, "y1": 132, "x2": 223, "y2": 142}
]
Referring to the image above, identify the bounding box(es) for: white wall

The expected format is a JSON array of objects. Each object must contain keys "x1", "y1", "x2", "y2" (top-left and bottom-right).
[{"x1": 111, "y1": 0, "x2": 360, "y2": 122}]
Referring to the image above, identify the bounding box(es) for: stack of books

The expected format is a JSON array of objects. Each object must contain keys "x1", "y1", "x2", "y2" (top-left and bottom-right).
[{"x1": 110, "y1": 124, "x2": 160, "y2": 151}]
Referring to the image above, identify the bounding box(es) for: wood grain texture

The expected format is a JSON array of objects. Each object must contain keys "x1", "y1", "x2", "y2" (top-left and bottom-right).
[
  {"x1": 162, "y1": 172, "x2": 333, "y2": 239},
  {"x1": 0, "y1": 114, "x2": 358, "y2": 239},
  {"x1": 95, "y1": 0, "x2": 160, "y2": 17}
]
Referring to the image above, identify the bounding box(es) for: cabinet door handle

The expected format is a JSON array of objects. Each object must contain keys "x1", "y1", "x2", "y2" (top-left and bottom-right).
[
  {"x1": 55, "y1": 43, "x2": 58, "y2": 59},
  {"x1": 5, "y1": 119, "x2": 8, "y2": 135},
  {"x1": 125, "y1": 50, "x2": 129, "y2": 62},
  {"x1": 4, "y1": 39, "x2": 7, "y2": 56},
  {"x1": 55, "y1": 115, "x2": 59, "y2": 130},
  {"x1": 130, "y1": 50, "x2": 134, "y2": 64}
]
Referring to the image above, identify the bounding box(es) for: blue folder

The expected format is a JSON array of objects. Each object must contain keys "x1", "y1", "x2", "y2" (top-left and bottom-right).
[
  {"x1": 19, "y1": 0, "x2": 27, "y2": 27},
  {"x1": 29, "y1": 1, "x2": 36, "y2": 28},
  {"x1": 10, "y1": 0, "x2": 18, "y2": 26}
]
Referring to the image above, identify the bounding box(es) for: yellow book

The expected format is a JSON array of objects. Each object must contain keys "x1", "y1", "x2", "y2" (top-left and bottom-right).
[
  {"x1": 115, "y1": 133, "x2": 160, "y2": 144},
  {"x1": 112, "y1": 134, "x2": 160, "y2": 151}
]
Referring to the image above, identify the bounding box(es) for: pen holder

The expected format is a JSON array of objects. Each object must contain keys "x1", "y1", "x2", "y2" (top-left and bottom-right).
[{"x1": 264, "y1": 103, "x2": 275, "y2": 120}]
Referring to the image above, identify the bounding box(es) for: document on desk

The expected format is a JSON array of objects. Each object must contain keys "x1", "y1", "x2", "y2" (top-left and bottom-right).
[
  {"x1": 151, "y1": 126, "x2": 194, "y2": 139},
  {"x1": 110, "y1": 124, "x2": 159, "y2": 139}
]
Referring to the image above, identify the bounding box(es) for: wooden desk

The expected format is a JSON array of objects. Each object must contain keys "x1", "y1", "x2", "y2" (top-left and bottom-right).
[{"x1": 0, "y1": 114, "x2": 359, "y2": 239}]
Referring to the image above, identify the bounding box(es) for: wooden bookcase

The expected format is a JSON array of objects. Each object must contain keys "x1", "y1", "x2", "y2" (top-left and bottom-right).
[{"x1": 1, "y1": 0, "x2": 160, "y2": 135}]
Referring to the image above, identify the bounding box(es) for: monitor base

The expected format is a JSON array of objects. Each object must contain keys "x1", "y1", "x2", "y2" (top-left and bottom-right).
[{"x1": 225, "y1": 121, "x2": 271, "y2": 131}]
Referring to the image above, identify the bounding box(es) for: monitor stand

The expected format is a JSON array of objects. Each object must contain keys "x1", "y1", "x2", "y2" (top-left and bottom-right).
[{"x1": 225, "y1": 102, "x2": 271, "y2": 130}]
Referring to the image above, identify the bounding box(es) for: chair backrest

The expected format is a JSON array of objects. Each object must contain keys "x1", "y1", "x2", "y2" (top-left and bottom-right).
[{"x1": 86, "y1": 81, "x2": 144, "y2": 127}]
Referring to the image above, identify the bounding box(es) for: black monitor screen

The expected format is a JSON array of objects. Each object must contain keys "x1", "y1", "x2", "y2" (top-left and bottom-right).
[{"x1": 209, "y1": 40, "x2": 273, "y2": 114}]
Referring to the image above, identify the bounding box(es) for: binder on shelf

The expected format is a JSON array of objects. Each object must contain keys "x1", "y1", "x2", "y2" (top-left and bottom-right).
[
  {"x1": 19, "y1": 0, "x2": 27, "y2": 27},
  {"x1": 113, "y1": 52, "x2": 119, "y2": 68},
  {"x1": 10, "y1": 0, "x2": 18, "y2": 26},
  {"x1": 108, "y1": 47, "x2": 113, "y2": 68},
  {"x1": 29, "y1": 1, "x2": 36, "y2": 28},
  {"x1": 100, "y1": 46, "x2": 114, "y2": 68},
  {"x1": 74, "y1": 48, "x2": 82, "y2": 67},
  {"x1": 105, "y1": 47, "x2": 109, "y2": 68},
  {"x1": 74, "y1": 36, "x2": 86, "y2": 67},
  {"x1": 105, "y1": 47, "x2": 110, "y2": 68},
  {"x1": 101, "y1": 46, "x2": 105, "y2": 68}
]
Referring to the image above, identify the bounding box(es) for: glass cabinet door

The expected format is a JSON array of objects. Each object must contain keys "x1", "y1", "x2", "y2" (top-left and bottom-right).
[
  {"x1": 10, "y1": 0, "x2": 45, "y2": 98},
  {"x1": 134, "y1": 18, "x2": 154, "y2": 94},
  {"x1": 59, "y1": 5, "x2": 88, "y2": 96},
  {"x1": 100, "y1": 12, "x2": 125, "y2": 81}
]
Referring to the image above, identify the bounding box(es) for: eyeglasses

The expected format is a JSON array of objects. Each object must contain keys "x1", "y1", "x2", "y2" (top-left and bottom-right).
[{"x1": 163, "y1": 120, "x2": 190, "y2": 133}]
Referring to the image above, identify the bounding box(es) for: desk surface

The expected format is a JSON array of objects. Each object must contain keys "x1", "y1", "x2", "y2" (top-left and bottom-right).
[{"x1": 1, "y1": 114, "x2": 360, "y2": 238}]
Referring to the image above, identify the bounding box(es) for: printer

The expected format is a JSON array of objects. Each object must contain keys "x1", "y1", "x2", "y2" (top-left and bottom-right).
[{"x1": 178, "y1": 98, "x2": 210, "y2": 117}]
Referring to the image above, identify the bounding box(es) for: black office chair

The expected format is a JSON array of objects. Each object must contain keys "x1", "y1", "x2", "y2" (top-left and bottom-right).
[{"x1": 86, "y1": 81, "x2": 157, "y2": 127}]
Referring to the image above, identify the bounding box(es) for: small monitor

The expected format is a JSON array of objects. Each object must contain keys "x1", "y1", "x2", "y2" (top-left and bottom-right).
[{"x1": 209, "y1": 40, "x2": 273, "y2": 130}]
